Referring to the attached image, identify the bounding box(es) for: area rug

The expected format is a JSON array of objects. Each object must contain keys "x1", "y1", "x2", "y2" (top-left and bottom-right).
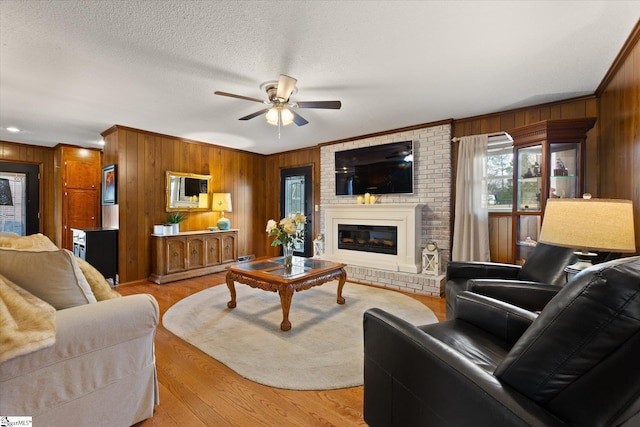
[{"x1": 162, "y1": 281, "x2": 438, "y2": 390}]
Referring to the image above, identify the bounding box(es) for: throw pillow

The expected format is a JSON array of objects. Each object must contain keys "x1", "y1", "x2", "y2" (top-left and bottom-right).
[
  {"x1": 0, "y1": 274, "x2": 56, "y2": 363},
  {"x1": 75, "y1": 257, "x2": 121, "y2": 301},
  {"x1": 0, "y1": 233, "x2": 58, "y2": 251},
  {"x1": 0, "y1": 248, "x2": 97, "y2": 310}
]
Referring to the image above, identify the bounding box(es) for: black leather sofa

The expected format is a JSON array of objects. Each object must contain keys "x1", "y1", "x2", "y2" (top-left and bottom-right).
[
  {"x1": 445, "y1": 242, "x2": 577, "y2": 319},
  {"x1": 363, "y1": 256, "x2": 640, "y2": 427}
]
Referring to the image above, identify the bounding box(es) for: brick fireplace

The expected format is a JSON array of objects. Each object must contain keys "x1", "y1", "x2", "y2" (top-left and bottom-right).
[{"x1": 319, "y1": 123, "x2": 451, "y2": 296}]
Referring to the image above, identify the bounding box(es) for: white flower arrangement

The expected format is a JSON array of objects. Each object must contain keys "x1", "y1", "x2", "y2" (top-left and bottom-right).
[{"x1": 266, "y1": 213, "x2": 307, "y2": 249}]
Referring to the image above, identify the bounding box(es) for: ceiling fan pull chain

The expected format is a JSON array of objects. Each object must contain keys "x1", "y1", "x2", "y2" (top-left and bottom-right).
[{"x1": 278, "y1": 109, "x2": 282, "y2": 139}]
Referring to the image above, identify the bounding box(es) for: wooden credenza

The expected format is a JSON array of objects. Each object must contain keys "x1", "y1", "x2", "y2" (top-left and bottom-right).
[{"x1": 149, "y1": 229, "x2": 237, "y2": 284}]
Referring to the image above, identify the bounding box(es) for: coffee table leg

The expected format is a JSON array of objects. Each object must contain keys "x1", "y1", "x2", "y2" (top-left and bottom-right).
[
  {"x1": 226, "y1": 272, "x2": 237, "y2": 308},
  {"x1": 336, "y1": 269, "x2": 347, "y2": 305},
  {"x1": 278, "y1": 287, "x2": 294, "y2": 331}
]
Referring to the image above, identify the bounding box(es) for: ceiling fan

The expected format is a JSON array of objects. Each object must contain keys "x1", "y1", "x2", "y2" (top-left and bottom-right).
[{"x1": 214, "y1": 74, "x2": 341, "y2": 127}]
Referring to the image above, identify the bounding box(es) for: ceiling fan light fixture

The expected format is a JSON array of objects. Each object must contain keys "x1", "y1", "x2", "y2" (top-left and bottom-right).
[
  {"x1": 266, "y1": 107, "x2": 279, "y2": 125},
  {"x1": 280, "y1": 108, "x2": 294, "y2": 126},
  {"x1": 265, "y1": 106, "x2": 294, "y2": 127}
]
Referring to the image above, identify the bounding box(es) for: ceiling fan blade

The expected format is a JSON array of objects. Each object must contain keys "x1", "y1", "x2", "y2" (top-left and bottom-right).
[
  {"x1": 239, "y1": 108, "x2": 270, "y2": 121},
  {"x1": 289, "y1": 109, "x2": 309, "y2": 126},
  {"x1": 295, "y1": 100, "x2": 342, "y2": 109},
  {"x1": 276, "y1": 75, "x2": 297, "y2": 101},
  {"x1": 214, "y1": 91, "x2": 265, "y2": 104}
]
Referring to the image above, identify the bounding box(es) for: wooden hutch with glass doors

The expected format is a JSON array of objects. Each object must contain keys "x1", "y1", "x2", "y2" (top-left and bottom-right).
[{"x1": 509, "y1": 118, "x2": 596, "y2": 265}]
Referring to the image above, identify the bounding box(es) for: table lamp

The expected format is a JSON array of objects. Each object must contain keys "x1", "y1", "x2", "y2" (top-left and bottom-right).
[
  {"x1": 538, "y1": 197, "x2": 636, "y2": 274},
  {"x1": 212, "y1": 193, "x2": 232, "y2": 230}
]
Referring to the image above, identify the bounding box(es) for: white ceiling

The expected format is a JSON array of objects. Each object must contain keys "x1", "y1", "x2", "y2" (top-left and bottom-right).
[{"x1": 1, "y1": 1, "x2": 638, "y2": 155}]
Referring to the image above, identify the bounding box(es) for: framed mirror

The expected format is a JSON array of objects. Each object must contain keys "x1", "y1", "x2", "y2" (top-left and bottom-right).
[{"x1": 166, "y1": 171, "x2": 212, "y2": 212}]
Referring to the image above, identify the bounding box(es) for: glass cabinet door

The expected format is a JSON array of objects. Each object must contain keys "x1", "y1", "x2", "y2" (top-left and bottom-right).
[
  {"x1": 549, "y1": 142, "x2": 581, "y2": 199},
  {"x1": 516, "y1": 145, "x2": 542, "y2": 212},
  {"x1": 514, "y1": 144, "x2": 543, "y2": 265},
  {"x1": 515, "y1": 214, "x2": 541, "y2": 265}
]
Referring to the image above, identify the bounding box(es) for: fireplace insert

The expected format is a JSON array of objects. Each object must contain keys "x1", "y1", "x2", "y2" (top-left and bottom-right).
[{"x1": 338, "y1": 224, "x2": 398, "y2": 255}]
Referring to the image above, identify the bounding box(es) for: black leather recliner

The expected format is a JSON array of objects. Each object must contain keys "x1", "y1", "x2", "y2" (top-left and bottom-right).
[
  {"x1": 364, "y1": 256, "x2": 640, "y2": 427},
  {"x1": 445, "y1": 243, "x2": 577, "y2": 319}
]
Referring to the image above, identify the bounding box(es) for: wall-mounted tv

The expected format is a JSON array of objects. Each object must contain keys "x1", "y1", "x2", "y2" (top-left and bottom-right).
[{"x1": 335, "y1": 140, "x2": 413, "y2": 196}]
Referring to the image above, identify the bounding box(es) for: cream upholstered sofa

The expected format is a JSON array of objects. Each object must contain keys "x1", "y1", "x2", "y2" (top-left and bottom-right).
[{"x1": 0, "y1": 233, "x2": 159, "y2": 426}]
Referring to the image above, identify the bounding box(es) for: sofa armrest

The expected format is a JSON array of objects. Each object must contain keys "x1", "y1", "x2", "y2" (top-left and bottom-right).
[
  {"x1": 447, "y1": 261, "x2": 522, "y2": 281},
  {"x1": 454, "y1": 291, "x2": 538, "y2": 344},
  {"x1": 363, "y1": 308, "x2": 565, "y2": 427},
  {"x1": 0, "y1": 294, "x2": 160, "y2": 421},
  {"x1": 468, "y1": 279, "x2": 563, "y2": 312},
  {"x1": 13, "y1": 294, "x2": 159, "y2": 373}
]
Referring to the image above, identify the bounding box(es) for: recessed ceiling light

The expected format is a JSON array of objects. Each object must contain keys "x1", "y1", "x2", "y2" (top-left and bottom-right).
[{"x1": 6, "y1": 126, "x2": 20, "y2": 133}]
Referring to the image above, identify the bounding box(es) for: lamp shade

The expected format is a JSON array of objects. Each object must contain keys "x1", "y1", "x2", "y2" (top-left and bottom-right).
[
  {"x1": 212, "y1": 193, "x2": 232, "y2": 230},
  {"x1": 539, "y1": 198, "x2": 635, "y2": 253},
  {"x1": 211, "y1": 193, "x2": 232, "y2": 213}
]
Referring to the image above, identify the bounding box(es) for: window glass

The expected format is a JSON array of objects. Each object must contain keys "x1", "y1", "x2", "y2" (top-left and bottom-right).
[
  {"x1": 487, "y1": 142, "x2": 513, "y2": 211},
  {"x1": 0, "y1": 172, "x2": 27, "y2": 235}
]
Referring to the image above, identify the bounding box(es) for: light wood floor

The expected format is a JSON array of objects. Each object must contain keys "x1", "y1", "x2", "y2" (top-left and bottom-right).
[{"x1": 118, "y1": 272, "x2": 446, "y2": 427}]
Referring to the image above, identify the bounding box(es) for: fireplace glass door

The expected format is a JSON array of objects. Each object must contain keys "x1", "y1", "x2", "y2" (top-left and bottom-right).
[{"x1": 338, "y1": 224, "x2": 398, "y2": 255}]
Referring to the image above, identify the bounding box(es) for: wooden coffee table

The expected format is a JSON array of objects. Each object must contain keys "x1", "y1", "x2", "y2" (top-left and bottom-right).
[{"x1": 225, "y1": 256, "x2": 347, "y2": 331}]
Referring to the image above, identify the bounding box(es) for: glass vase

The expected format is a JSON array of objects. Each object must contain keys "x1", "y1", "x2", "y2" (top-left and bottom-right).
[{"x1": 283, "y1": 245, "x2": 294, "y2": 274}]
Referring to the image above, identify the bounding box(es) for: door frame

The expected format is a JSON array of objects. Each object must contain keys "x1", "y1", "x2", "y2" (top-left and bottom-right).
[
  {"x1": 280, "y1": 165, "x2": 313, "y2": 257},
  {"x1": 0, "y1": 161, "x2": 41, "y2": 235}
]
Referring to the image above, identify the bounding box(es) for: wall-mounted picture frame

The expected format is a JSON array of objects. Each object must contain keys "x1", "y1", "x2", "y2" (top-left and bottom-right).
[{"x1": 102, "y1": 164, "x2": 117, "y2": 205}]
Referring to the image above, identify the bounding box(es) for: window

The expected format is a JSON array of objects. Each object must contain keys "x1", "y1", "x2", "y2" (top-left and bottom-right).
[
  {"x1": 0, "y1": 172, "x2": 27, "y2": 234},
  {"x1": 487, "y1": 139, "x2": 513, "y2": 211}
]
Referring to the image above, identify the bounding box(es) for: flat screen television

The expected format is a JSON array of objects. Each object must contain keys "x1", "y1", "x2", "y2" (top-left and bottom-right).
[
  {"x1": 184, "y1": 178, "x2": 207, "y2": 196},
  {"x1": 335, "y1": 140, "x2": 413, "y2": 196}
]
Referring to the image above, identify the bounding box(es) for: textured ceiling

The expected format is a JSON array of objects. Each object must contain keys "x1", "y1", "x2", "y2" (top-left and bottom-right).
[{"x1": 1, "y1": 1, "x2": 639, "y2": 155}]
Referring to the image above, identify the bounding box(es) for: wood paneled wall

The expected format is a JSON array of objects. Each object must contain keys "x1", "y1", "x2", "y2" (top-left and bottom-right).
[
  {"x1": 0, "y1": 141, "x2": 54, "y2": 240},
  {"x1": 264, "y1": 147, "x2": 321, "y2": 256},
  {"x1": 596, "y1": 21, "x2": 640, "y2": 252},
  {"x1": 101, "y1": 126, "x2": 267, "y2": 283},
  {"x1": 487, "y1": 214, "x2": 513, "y2": 264}
]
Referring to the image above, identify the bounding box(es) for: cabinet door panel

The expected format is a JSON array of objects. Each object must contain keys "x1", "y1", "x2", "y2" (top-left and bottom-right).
[
  {"x1": 205, "y1": 235, "x2": 221, "y2": 266},
  {"x1": 64, "y1": 189, "x2": 99, "y2": 249},
  {"x1": 166, "y1": 238, "x2": 187, "y2": 273},
  {"x1": 187, "y1": 237, "x2": 205, "y2": 269},
  {"x1": 65, "y1": 159, "x2": 99, "y2": 189},
  {"x1": 221, "y1": 234, "x2": 236, "y2": 263}
]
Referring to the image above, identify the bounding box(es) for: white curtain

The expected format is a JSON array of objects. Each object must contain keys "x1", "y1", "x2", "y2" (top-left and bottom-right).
[{"x1": 452, "y1": 134, "x2": 490, "y2": 261}]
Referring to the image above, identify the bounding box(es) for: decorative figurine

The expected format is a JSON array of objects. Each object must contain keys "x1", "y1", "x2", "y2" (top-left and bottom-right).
[{"x1": 554, "y1": 158, "x2": 568, "y2": 176}]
